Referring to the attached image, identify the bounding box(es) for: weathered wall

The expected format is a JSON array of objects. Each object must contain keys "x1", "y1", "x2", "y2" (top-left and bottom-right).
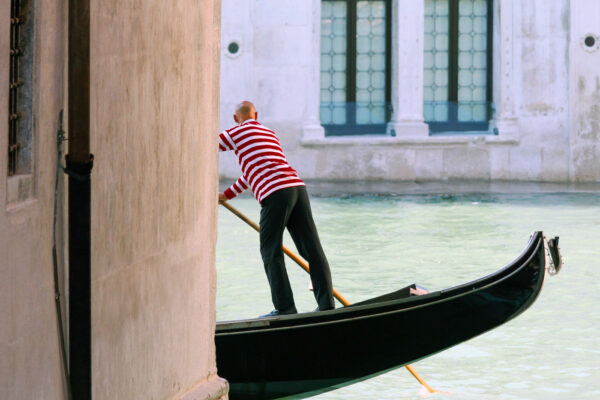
[
  {"x1": 2, "y1": 1, "x2": 227, "y2": 399},
  {"x1": 90, "y1": 1, "x2": 226, "y2": 399},
  {"x1": 569, "y1": 0, "x2": 600, "y2": 181},
  {"x1": 219, "y1": 0, "x2": 314, "y2": 177},
  {"x1": 512, "y1": 0, "x2": 570, "y2": 181},
  {"x1": 1, "y1": 0, "x2": 69, "y2": 399},
  {"x1": 219, "y1": 0, "x2": 597, "y2": 183}
]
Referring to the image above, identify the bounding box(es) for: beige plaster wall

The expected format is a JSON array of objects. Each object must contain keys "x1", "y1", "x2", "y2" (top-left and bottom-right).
[
  {"x1": 1, "y1": 0, "x2": 69, "y2": 399},
  {"x1": 2, "y1": 1, "x2": 226, "y2": 399},
  {"x1": 90, "y1": 1, "x2": 226, "y2": 399}
]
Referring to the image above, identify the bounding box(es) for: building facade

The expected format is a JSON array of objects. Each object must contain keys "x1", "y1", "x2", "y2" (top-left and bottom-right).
[
  {"x1": 219, "y1": 0, "x2": 600, "y2": 183},
  {"x1": 1, "y1": 1, "x2": 227, "y2": 399}
]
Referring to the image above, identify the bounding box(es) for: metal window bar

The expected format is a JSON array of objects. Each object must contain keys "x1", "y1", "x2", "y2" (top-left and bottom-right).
[
  {"x1": 486, "y1": 0, "x2": 494, "y2": 120},
  {"x1": 426, "y1": 0, "x2": 493, "y2": 133},
  {"x1": 384, "y1": 0, "x2": 392, "y2": 122},
  {"x1": 346, "y1": 0, "x2": 357, "y2": 127},
  {"x1": 321, "y1": 0, "x2": 392, "y2": 136},
  {"x1": 9, "y1": 0, "x2": 22, "y2": 176}
]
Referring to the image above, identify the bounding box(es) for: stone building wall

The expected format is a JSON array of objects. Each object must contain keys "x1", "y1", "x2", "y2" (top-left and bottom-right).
[
  {"x1": 569, "y1": 0, "x2": 600, "y2": 181},
  {"x1": 1, "y1": 1, "x2": 227, "y2": 399},
  {"x1": 219, "y1": 0, "x2": 599, "y2": 184}
]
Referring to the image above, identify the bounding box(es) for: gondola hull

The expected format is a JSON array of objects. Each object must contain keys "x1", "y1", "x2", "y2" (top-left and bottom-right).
[{"x1": 215, "y1": 231, "x2": 552, "y2": 400}]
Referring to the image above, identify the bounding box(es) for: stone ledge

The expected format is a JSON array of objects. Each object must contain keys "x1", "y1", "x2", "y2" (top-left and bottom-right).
[
  {"x1": 179, "y1": 375, "x2": 229, "y2": 400},
  {"x1": 301, "y1": 180, "x2": 600, "y2": 196},
  {"x1": 300, "y1": 134, "x2": 519, "y2": 147}
]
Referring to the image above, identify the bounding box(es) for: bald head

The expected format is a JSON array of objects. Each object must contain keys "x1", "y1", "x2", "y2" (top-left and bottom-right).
[{"x1": 234, "y1": 101, "x2": 258, "y2": 124}]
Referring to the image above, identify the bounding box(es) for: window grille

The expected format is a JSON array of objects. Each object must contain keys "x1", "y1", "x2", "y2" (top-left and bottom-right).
[
  {"x1": 320, "y1": 0, "x2": 392, "y2": 136},
  {"x1": 8, "y1": 0, "x2": 23, "y2": 176},
  {"x1": 424, "y1": 0, "x2": 493, "y2": 133}
]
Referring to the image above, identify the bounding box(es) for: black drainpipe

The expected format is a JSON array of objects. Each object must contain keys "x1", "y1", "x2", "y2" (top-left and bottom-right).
[{"x1": 67, "y1": 0, "x2": 93, "y2": 398}]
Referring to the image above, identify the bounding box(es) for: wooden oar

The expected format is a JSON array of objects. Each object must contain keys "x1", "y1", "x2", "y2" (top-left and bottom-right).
[{"x1": 220, "y1": 200, "x2": 436, "y2": 393}]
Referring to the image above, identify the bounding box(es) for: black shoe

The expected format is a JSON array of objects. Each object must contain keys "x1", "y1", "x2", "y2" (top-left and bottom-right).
[{"x1": 259, "y1": 305, "x2": 297, "y2": 318}]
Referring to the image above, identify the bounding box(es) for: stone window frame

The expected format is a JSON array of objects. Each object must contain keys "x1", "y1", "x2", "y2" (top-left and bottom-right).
[{"x1": 302, "y1": 0, "x2": 519, "y2": 145}]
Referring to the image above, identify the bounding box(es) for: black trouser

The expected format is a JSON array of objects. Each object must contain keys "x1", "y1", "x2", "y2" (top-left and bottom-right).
[{"x1": 259, "y1": 186, "x2": 335, "y2": 311}]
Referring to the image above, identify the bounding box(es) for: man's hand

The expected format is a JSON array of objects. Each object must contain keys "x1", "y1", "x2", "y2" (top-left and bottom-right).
[{"x1": 218, "y1": 192, "x2": 228, "y2": 203}]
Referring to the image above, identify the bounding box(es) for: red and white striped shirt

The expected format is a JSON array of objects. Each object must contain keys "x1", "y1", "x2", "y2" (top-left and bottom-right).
[{"x1": 219, "y1": 119, "x2": 305, "y2": 203}]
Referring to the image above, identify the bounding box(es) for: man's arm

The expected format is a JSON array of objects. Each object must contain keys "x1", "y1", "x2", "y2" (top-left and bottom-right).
[
  {"x1": 221, "y1": 176, "x2": 249, "y2": 201},
  {"x1": 218, "y1": 130, "x2": 239, "y2": 202}
]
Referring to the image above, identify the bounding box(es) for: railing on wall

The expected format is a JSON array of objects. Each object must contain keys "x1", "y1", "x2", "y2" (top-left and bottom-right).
[{"x1": 9, "y1": 0, "x2": 23, "y2": 176}]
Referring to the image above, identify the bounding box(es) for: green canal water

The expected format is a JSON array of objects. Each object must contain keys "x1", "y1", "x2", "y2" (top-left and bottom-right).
[{"x1": 216, "y1": 189, "x2": 600, "y2": 400}]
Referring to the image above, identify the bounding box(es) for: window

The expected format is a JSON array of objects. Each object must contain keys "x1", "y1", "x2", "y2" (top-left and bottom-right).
[
  {"x1": 320, "y1": 0, "x2": 391, "y2": 136},
  {"x1": 8, "y1": 0, "x2": 22, "y2": 176},
  {"x1": 8, "y1": 0, "x2": 33, "y2": 176},
  {"x1": 424, "y1": 0, "x2": 493, "y2": 133}
]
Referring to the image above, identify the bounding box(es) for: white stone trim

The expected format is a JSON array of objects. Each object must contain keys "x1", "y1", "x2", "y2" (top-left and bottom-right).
[
  {"x1": 301, "y1": 0, "x2": 326, "y2": 141},
  {"x1": 302, "y1": 124, "x2": 326, "y2": 141},
  {"x1": 490, "y1": 0, "x2": 520, "y2": 140},
  {"x1": 387, "y1": 0, "x2": 429, "y2": 137},
  {"x1": 301, "y1": 134, "x2": 518, "y2": 147}
]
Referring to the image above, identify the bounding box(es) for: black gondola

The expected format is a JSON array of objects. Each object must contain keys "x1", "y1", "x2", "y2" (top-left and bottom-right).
[{"x1": 215, "y1": 231, "x2": 561, "y2": 400}]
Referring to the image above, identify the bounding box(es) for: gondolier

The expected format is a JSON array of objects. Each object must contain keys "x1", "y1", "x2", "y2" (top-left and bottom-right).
[{"x1": 218, "y1": 101, "x2": 335, "y2": 317}]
